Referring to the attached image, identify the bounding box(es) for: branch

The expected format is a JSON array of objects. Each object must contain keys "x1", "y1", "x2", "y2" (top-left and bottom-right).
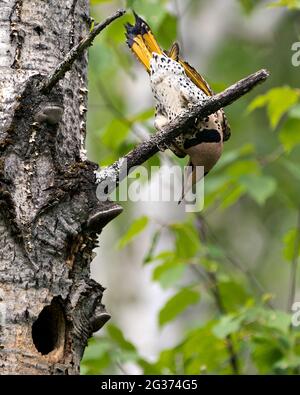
[
  {"x1": 96, "y1": 69, "x2": 269, "y2": 184},
  {"x1": 40, "y1": 9, "x2": 126, "y2": 93}
]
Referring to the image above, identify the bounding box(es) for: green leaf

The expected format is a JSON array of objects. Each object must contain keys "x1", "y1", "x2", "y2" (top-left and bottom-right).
[
  {"x1": 264, "y1": 311, "x2": 291, "y2": 334},
  {"x1": 248, "y1": 87, "x2": 299, "y2": 129},
  {"x1": 170, "y1": 223, "x2": 201, "y2": 259},
  {"x1": 153, "y1": 260, "x2": 186, "y2": 289},
  {"x1": 218, "y1": 278, "x2": 252, "y2": 311},
  {"x1": 143, "y1": 230, "x2": 161, "y2": 264},
  {"x1": 247, "y1": 94, "x2": 269, "y2": 112},
  {"x1": 283, "y1": 228, "x2": 300, "y2": 261},
  {"x1": 81, "y1": 337, "x2": 112, "y2": 374},
  {"x1": 182, "y1": 322, "x2": 229, "y2": 373},
  {"x1": 213, "y1": 314, "x2": 243, "y2": 339},
  {"x1": 152, "y1": 251, "x2": 175, "y2": 261},
  {"x1": 279, "y1": 118, "x2": 300, "y2": 152},
  {"x1": 243, "y1": 307, "x2": 292, "y2": 334},
  {"x1": 82, "y1": 337, "x2": 111, "y2": 361},
  {"x1": 220, "y1": 184, "x2": 246, "y2": 209},
  {"x1": 118, "y1": 216, "x2": 149, "y2": 249},
  {"x1": 268, "y1": 87, "x2": 298, "y2": 128},
  {"x1": 140, "y1": 348, "x2": 177, "y2": 374},
  {"x1": 159, "y1": 288, "x2": 200, "y2": 326},
  {"x1": 106, "y1": 324, "x2": 137, "y2": 352},
  {"x1": 129, "y1": 108, "x2": 154, "y2": 123},
  {"x1": 250, "y1": 335, "x2": 284, "y2": 374},
  {"x1": 227, "y1": 160, "x2": 259, "y2": 177},
  {"x1": 239, "y1": 174, "x2": 277, "y2": 205},
  {"x1": 102, "y1": 119, "x2": 130, "y2": 150},
  {"x1": 239, "y1": 0, "x2": 261, "y2": 14}
]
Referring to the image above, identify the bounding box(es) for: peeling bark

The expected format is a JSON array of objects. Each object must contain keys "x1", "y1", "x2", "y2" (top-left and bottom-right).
[{"x1": 0, "y1": 1, "x2": 122, "y2": 374}]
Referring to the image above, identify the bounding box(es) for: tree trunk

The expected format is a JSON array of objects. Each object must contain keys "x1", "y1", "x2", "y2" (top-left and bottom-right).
[{"x1": 0, "y1": 0, "x2": 121, "y2": 374}]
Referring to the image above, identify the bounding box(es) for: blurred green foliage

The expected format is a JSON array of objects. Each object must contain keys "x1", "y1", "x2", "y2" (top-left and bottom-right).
[
  {"x1": 82, "y1": 0, "x2": 300, "y2": 374},
  {"x1": 269, "y1": 0, "x2": 300, "y2": 9}
]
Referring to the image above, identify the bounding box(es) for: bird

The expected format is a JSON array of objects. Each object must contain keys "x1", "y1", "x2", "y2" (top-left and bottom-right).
[{"x1": 125, "y1": 12, "x2": 231, "y2": 202}]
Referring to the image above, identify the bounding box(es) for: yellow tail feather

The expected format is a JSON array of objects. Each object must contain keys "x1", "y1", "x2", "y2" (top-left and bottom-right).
[
  {"x1": 179, "y1": 60, "x2": 213, "y2": 97},
  {"x1": 125, "y1": 12, "x2": 213, "y2": 96},
  {"x1": 130, "y1": 39, "x2": 152, "y2": 70},
  {"x1": 125, "y1": 12, "x2": 163, "y2": 72}
]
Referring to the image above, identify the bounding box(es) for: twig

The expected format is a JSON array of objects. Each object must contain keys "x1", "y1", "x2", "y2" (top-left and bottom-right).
[
  {"x1": 115, "y1": 360, "x2": 129, "y2": 375},
  {"x1": 210, "y1": 271, "x2": 240, "y2": 374},
  {"x1": 200, "y1": 216, "x2": 274, "y2": 310},
  {"x1": 96, "y1": 69, "x2": 269, "y2": 184},
  {"x1": 40, "y1": 9, "x2": 126, "y2": 93},
  {"x1": 287, "y1": 209, "x2": 300, "y2": 311},
  {"x1": 194, "y1": 213, "x2": 240, "y2": 375}
]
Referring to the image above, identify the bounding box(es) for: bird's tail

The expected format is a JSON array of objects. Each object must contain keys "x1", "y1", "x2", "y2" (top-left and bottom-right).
[
  {"x1": 125, "y1": 12, "x2": 213, "y2": 96},
  {"x1": 125, "y1": 11, "x2": 163, "y2": 71}
]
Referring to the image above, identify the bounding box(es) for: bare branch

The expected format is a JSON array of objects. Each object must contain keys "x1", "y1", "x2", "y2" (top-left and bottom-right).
[
  {"x1": 40, "y1": 9, "x2": 126, "y2": 93},
  {"x1": 96, "y1": 68, "x2": 269, "y2": 184}
]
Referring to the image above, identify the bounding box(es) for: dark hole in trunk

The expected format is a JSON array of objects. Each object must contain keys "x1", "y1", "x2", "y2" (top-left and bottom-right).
[{"x1": 32, "y1": 297, "x2": 65, "y2": 355}]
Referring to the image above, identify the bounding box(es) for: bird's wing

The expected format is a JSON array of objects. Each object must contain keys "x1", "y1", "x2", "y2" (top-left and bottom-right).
[
  {"x1": 179, "y1": 60, "x2": 213, "y2": 97},
  {"x1": 222, "y1": 112, "x2": 231, "y2": 141},
  {"x1": 167, "y1": 42, "x2": 180, "y2": 61}
]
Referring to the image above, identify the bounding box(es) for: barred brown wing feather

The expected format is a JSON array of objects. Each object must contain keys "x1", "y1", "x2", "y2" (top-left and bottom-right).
[
  {"x1": 222, "y1": 112, "x2": 231, "y2": 142},
  {"x1": 168, "y1": 42, "x2": 180, "y2": 61},
  {"x1": 179, "y1": 59, "x2": 213, "y2": 97}
]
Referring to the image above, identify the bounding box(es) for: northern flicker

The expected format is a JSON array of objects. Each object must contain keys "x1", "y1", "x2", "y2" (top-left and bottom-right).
[{"x1": 125, "y1": 12, "x2": 231, "y2": 201}]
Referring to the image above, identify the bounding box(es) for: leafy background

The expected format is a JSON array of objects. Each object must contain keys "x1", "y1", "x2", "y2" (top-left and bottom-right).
[{"x1": 82, "y1": 0, "x2": 300, "y2": 374}]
